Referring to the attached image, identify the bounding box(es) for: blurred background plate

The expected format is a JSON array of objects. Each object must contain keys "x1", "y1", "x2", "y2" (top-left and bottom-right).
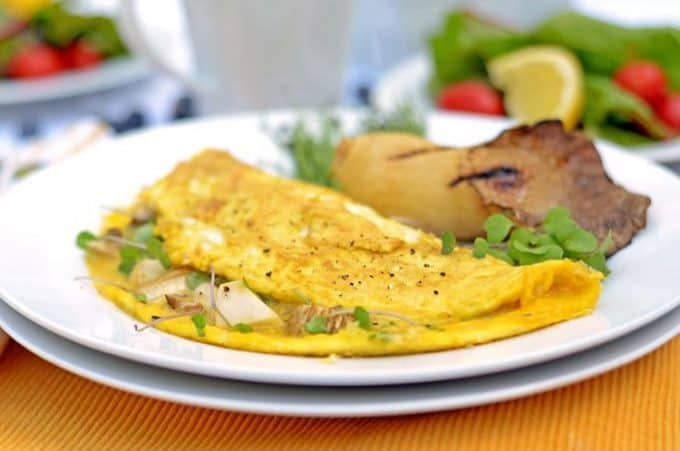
[
  {"x1": 0, "y1": 56, "x2": 150, "y2": 105},
  {"x1": 373, "y1": 54, "x2": 680, "y2": 163}
]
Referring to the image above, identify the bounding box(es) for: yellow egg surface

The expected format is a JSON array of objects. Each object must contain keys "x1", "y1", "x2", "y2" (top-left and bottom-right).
[{"x1": 86, "y1": 149, "x2": 603, "y2": 356}]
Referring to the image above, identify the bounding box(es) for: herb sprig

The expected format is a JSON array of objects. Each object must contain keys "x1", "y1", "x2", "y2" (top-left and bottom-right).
[
  {"x1": 472, "y1": 207, "x2": 612, "y2": 275},
  {"x1": 274, "y1": 105, "x2": 425, "y2": 188}
]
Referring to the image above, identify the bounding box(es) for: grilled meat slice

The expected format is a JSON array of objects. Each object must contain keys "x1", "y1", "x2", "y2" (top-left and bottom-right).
[{"x1": 454, "y1": 121, "x2": 650, "y2": 254}]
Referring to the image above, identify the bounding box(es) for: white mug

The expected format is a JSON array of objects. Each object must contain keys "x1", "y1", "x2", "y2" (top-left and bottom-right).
[{"x1": 118, "y1": 0, "x2": 355, "y2": 113}]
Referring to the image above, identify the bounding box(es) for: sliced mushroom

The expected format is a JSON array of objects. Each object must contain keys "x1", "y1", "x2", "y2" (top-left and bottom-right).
[
  {"x1": 137, "y1": 269, "x2": 191, "y2": 301},
  {"x1": 214, "y1": 280, "x2": 282, "y2": 327},
  {"x1": 129, "y1": 258, "x2": 166, "y2": 286},
  {"x1": 286, "y1": 305, "x2": 352, "y2": 335},
  {"x1": 131, "y1": 203, "x2": 155, "y2": 225},
  {"x1": 164, "y1": 293, "x2": 203, "y2": 313},
  {"x1": 192, "y1": 282, "x2": 228, "y2": 326}
]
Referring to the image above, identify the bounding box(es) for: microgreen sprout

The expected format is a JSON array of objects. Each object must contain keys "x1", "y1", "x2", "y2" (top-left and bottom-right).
[
  {"x1": 232, "y1": 323, "x2": 253, "y2": 333},
  {"x1": 191, "y1": 313, "x2": 207, "y2": 337},
  {"x1": 328, "y1": 308, "x2": 418, "y2": 327},
  {"x1": 75, "y1": 224, "x2": 173, "y2": 275},
  {"x1": 473, "y1": 207, "x2": 612, "y2": 275},
  {"x1": 76, "y1": 230, "x2": 97, "y2": 250},
  {"x1": 440, "y1": 231, "x2": 456, "y2": 255},
  {"x1": 186, "y1": 271, "x2": 210, "y2": 290},
  {"x1": 146, "y1": 237, "x2": 172, "y2": 269},
  {"x1": 132, "y1": 221, "x2": 155, "y2": 243},
  {"x1": 353, "y1": 306, "x2": 372, "y2": 330},
  {"x1": 304, "y1": 317, "x2": 328, "y2": 334}
]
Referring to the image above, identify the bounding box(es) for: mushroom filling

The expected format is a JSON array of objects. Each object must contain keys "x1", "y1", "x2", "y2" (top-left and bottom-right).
[{"x1": 77, "y1": 206, "x2": 418, "y2": 337}]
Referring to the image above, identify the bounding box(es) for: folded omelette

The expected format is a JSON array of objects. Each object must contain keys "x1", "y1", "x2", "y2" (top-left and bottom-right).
[{"x1": 84, "y1": 149, "x2": 603, "y2": 356}]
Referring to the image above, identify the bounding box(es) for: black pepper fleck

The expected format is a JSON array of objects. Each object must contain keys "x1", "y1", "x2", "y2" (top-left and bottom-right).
[
  {"x1": 440, "y1": 272, "x2": 446, "y2": 277},
  {"x1": 433, "y1": 290, "x2": 439, "y2": 295},
  {"x1": 265, "y1": 271, "x2": 272, "y2": 277},
  {"x1": 410, "y1": 248, "x2": 415, "y2": 255}
]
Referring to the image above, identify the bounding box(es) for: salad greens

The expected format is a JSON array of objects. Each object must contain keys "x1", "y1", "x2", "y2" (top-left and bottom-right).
[
  {"x1": 428, "y1": 11, "x2": 680, "y2": 146},
  {"x1": 31, "y1": 3, "x2": 128, "y2": 57}
]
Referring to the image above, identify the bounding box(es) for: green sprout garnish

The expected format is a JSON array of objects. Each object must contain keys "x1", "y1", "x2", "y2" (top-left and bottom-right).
[
  {"x1": 117, "y1": 245, "x2": 143, "y2": 275},
  {"x1": 473, "y1": 206, "x2": 612, "y2": 275},
  {"x1": 146, "y1": 237, "x2": 171, "y2": 269},
  {"x1": 132, "y1": 221, "x2": 155, "y2": 243},
  {"x1": 353, "y1": 306, "x2": 372, "y2": 331},
  {"x1": 76, "y1": 230, "x2": 97, "y2": 250},
  {"x1": 484, "y1": 214, "x2": 514, "y2": 243},
  {"x1": 440, "y1": 231, "x2": 456, "y2": 255},
  {"x1": 304, "y1": 317, "x2": 328, "y2": 334},
  {"x1": 134, "y1": 292, "x2": 147, "y2": 303},
  {"x1": 232, "y1": 323, "x2": 253, "y2": 333},
  {"x1": 186, "y1": 271, "x2": 210, "y2": 290},
  {"x1": 191, "y1": 313, "x2": 207, "y2": 337},
  {"x1": 473, "y1": 237, "x2": 489, "y2": 258}
]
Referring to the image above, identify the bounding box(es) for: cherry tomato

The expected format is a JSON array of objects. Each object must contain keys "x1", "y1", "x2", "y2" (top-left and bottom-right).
[
  {"x1": 62, "y1": 40, "x2": 103, "y2": 69},
  {"x1": 6, "y1": 44, "x2": 64, "y2": 79},
  {"x1": 613, "y1": 61, "x2": 667, "y2": 106},
  {"x1": 654, "y1": 94, "x2": 680, "y2": 131},
  {"x1": 437, "y1": 81, "x2": 505, "y2": 116}
]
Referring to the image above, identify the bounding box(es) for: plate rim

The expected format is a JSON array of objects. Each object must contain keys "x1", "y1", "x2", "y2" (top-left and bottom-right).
[
  {"x1": 0, "y1": 111, "x2": 679, "y2": 387},
  {"x1": 0, "y1": 299, "x2": 677, "y2": 417}
]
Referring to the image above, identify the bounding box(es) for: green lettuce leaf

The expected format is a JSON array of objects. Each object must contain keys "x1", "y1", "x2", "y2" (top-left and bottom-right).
[
  {"x1": 583, "y1": 75, "x2": 669, "y2": 146},
  {"x1": 427, "y1": 12, "x2": 530, "y2": 97},
  {"x1": 533, "y1": 12, "x2": 680, "y2": 89}
]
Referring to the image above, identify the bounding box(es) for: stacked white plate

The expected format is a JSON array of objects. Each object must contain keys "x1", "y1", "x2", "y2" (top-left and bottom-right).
[{"x1": 1, "y1": 111, "x2": 678, "y2": 417}]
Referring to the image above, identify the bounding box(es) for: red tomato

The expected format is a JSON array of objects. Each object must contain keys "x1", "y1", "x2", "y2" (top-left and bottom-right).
[
  {"x1": 613, "y1": 61, "x2": 667, "y2": 106},
  {"x1": 437, "y1": 81, "x2": 505, "y2": 116},
  {"x1": 62, "y1": 40, "x2": 103, "y2": 69},
  {"x1": 654, "y1": 94, "x2": 680, "y2": 131},
  {"x1": 6, "y1": 44, "x2": 65, "y2": 79}
]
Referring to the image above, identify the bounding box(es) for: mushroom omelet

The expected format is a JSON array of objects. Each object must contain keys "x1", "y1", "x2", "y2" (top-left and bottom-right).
[{"x1": 82, "y1": 149, "x2": 603, "y2": 356}]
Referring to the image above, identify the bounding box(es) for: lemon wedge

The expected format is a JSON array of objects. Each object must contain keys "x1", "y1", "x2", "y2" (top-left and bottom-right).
[
  {"x1": 487, "y1": 46, "x2": 584, "y2": 130},
  {"x1": 0, "y1": 0, "x2": 52, "y2": 20}
]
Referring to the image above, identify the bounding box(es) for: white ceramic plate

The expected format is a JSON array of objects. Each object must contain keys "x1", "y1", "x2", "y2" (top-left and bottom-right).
[
  {"x1": 0, "y1": 57, "x2": 150, "y2": 105},
  {"x1": 374, "y1": 55, "x2": 680, "y2": 163},
  {"x1": 0, "y1": 111, "x2": 679, "y2": 387},
  {"x1": 0, "y1": 299, "x2": 677, "y2": 417}
]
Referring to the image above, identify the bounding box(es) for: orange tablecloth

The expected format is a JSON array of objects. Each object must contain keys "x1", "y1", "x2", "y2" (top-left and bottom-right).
[{"x1": 0, "y1": 338, "x2": 678, "y2": 451}]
